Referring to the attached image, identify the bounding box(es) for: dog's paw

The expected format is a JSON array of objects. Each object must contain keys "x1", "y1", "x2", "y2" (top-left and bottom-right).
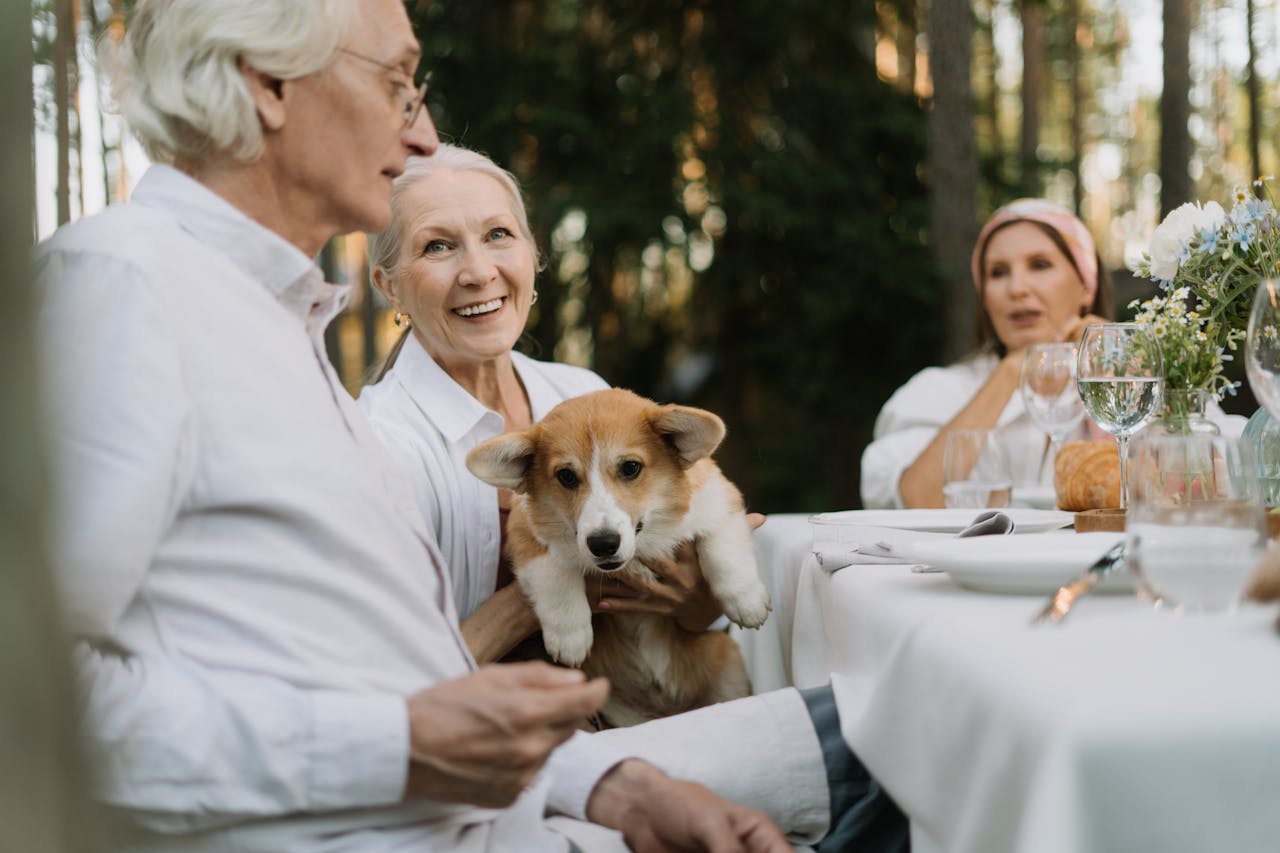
[
  {"x1": 717, "y1": 579, "x2": 772, "y2": 629},
  {"x1": 542, "y1": 622, "x2": 594, "y2": 667}
]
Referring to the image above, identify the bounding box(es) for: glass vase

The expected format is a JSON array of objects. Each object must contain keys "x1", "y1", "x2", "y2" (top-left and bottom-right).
[
  {"x1": 1242, "y1": 406, "x2": 1280, "y2": 506},
  {"x1": 1140, "y1": 387, "x2": 1220, "y2": 439},
  {"x1": 1128, "y1": 388, "x2": 1221, "y2": 511}
]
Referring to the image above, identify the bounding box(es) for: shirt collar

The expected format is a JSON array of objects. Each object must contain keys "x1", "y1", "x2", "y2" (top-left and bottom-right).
[
  {"x1": 130, "y1": 164, "x2": 350, "y2": 335},
  {"x1": 389, "y1": 334, "x2": 503, "y2": 444}
]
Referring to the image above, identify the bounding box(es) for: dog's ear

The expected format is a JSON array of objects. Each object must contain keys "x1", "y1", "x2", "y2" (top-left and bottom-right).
[
  {"x1": 466, "y1": 432, "x2": 537, "y2": 492},
  {"x1": 651, "y1": 404, "x2": 726, "y2": 465}
]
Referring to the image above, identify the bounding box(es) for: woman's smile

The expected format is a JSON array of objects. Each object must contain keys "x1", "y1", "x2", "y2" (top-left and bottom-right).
[{"x1": 453, "y1": 296, "x2": 505, "y2": 318}]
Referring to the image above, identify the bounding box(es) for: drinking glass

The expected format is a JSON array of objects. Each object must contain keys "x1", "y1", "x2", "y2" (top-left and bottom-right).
[
  {"x1": 1076, "y1": 323, "x2": 1164, "y2": 508},
  {"x1": 1125, "y1": 433, "x2": 1265, "y2": 612},
  {"x1": 1020, "y1": 342, "x2": 1085, "y2": 463},
  {"x1": 942, "y1": 429, "x2": 1012, "y2": 509},
  {"x1": 1246, "y1": 278, "x2": 1280, "y2": 421}
]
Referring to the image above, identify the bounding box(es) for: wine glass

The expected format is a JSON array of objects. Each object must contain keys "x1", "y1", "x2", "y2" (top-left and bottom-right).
[
  {"x1": 1076, "y1": 323, "x2": 1164, "y2": 508},
  {"x1": 1245, "y1": 279, "x2": 1280, "y2": 504},
  {"x1": 1020, "y1": 342, "x2": 1086, "y2": 466},
  {"x1": 1247, "y1": 279, "x2": 1280, "y2": 420}
]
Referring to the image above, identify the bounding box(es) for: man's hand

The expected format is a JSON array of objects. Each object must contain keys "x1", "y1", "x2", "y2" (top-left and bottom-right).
[
  {"x1": 404, "y1": 662, "x2": 609, "y2": 808},
  {"x1": 586, "y1": 759, "x2": 790, "y2": 853}
]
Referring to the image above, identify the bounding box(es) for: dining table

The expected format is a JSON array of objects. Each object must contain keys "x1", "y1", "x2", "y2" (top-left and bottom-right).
[{"x1": 733, "y1": 510, "x2": 1280, "y2": 853}]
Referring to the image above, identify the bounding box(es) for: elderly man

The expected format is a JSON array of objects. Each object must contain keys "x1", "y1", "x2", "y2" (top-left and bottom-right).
[{"x1": 36, "y1": 1, "x2": 906, "y2": 851}]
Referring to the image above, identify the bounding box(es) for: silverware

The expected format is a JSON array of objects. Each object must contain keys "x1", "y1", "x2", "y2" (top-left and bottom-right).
[{"x1": 1031, "y1": 541, "x2": 1126, "y2": 625}]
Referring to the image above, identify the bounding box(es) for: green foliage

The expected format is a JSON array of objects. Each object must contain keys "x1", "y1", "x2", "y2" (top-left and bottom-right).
[{"x1": 411, "y1": 0, "x2": 939, "y2": 511}]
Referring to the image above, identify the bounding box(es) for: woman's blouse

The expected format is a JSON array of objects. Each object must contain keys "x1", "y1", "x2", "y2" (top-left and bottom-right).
[{"x1": 357, "y1": 335, "x2": 608, "y2": 618}]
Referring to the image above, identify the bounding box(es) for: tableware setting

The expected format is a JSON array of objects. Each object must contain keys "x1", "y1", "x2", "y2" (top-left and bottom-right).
[
  {"x1": 808, "y1": 507, "x2": 1073, "y2": 536},
  {"x1": 808, "y1": 511, "x2": 1012, "y2": 571},
  {"x1": 896, "y1": 531, "x2": 1128, "y2": 595}
]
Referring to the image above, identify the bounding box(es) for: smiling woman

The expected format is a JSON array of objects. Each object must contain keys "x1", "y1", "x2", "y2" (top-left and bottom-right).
[
  {"x1": 861, "y1": 198, "x2": 1115, "y2": 509},
  {"x1": 357, "y1": 144, "x2": 722, "y2": 665}
]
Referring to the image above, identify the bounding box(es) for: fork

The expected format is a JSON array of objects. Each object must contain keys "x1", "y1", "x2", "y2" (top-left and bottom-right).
[{"x1": 1031, "y1": 541, "x2": 1126, "y2": 624}]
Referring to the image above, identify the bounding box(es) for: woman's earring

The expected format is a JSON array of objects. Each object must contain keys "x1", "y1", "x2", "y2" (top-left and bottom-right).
[
  {"x1": 394, "y1": 310, "x2": 412, "y2": 329},
  {"x1": 531, "y1": 289, "x2": 539, "y2": 306}
]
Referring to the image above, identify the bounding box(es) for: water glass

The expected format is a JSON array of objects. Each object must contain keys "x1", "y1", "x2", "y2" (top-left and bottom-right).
[
  {"x1": 1125, "y1": 433, "x2": 1266, "y2": 613},
  {"x1": 942, "y1": 429, "x2": 1012, "y2": 509}
]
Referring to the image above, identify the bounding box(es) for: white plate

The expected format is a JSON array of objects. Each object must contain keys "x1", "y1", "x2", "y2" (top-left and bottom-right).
[
  {"x1": 808, "y1": 508, "x2": 1073, "y2": 535},
  {"x1": 899, "y1": 531, "x2": 1131, "y2": 595}
]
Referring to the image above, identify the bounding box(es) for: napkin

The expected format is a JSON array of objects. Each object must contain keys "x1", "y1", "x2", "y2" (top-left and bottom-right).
[{"x1": 813, "y1": 526, "x2": 953, "y2": 572}]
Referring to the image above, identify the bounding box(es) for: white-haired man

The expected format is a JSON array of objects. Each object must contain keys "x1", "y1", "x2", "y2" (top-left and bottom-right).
[{"x1": 35, "y1": 1, "x2": 906, "y2": 851}]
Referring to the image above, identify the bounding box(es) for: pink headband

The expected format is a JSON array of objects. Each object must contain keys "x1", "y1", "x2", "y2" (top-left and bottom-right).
[{"x1": 970, "y1": 199, "x2": 1098, "y2": 304}]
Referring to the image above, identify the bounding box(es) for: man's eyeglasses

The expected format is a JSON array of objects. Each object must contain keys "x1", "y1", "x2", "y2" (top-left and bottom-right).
[{"x1": 337, "y1": 48, "x2": 430, "y2": 129}]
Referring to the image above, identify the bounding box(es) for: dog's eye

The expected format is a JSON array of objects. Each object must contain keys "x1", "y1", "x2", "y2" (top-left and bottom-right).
[
  {"x1": 555, "y1": 468, "x2": 580, "y2": 489},
  {"x1": 618, "y1": 460, "x2": 643, "y2": 481}
]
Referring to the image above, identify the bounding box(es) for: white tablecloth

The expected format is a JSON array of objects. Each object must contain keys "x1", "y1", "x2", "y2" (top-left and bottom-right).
[
  {"x1": 741, "y1": 517, "x2": 1280, "y2": 853},
  {"x1": 732, "y1": 513, "x2": 814, "y2": 693}
]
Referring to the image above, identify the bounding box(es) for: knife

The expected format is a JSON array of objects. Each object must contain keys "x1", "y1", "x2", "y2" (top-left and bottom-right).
[{"x1": 1031, "y1": 541, "x2": 1126, "y2": 625}]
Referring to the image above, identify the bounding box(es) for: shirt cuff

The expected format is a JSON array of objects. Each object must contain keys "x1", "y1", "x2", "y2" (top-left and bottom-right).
[
  {"x1": 306, "y1": 690, "x2": 408, "y2": 810},
  {"x1": 543, "y1": 731, "x2": 633, "y2": 820}
]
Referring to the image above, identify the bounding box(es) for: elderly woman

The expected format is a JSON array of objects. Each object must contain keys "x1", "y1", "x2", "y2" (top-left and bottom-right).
[
  {"x1": 860, "y1": 199, "x2": 1114, "y2": 509},
  {"x1": 358, "y1": 145, "x2": 722, "y2": 663}
]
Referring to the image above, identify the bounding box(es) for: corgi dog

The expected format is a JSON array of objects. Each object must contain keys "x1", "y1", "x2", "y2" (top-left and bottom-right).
[{"x1": 465, "y1": 388, "x2": 771, "y2": 727}]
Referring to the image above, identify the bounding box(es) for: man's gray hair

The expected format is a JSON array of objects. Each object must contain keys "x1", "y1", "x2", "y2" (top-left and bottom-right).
[
  {"x1": 368, "y1": 145, "x2": 539, "y2": 276},
  {"x1": 103, "y1": 0, "x2": 356, "y2": 166}
]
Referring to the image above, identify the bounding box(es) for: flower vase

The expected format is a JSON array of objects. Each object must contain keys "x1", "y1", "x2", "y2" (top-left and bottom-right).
[
  {"x1": 1142, "y1": 388, "x2": 1220, "y2": 439},
  {"x1": 1242, "y1": 406, "x2": 1280, "y2": 506},
  {"x1": 1130, "y1": 389, "x2": 1220, "y2": 505}
]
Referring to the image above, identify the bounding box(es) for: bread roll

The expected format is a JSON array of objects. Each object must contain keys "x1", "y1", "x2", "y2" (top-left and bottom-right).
[{"x1": 1053, "y1": 440, "x2": 1121, "y2": 511}]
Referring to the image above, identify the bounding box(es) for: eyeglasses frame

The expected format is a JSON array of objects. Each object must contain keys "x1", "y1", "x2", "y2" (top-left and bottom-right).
[{"x1": 336, "y1": 47, "x2": 431, "y2": 129}]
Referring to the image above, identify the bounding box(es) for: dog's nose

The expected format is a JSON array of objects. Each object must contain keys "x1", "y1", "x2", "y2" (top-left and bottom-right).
[{"x1": 586, "y1": 530, "x2": 621, "y2": 557}]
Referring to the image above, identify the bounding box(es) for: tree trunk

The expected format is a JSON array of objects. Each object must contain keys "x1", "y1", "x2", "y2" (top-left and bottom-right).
[
  {"x1": 1246, "y1": 0, "x2": 1261, "y2": 181},
  {"x1": 2, "y1": 4, "x2": 106, "y2": 850},
  {"x1": 1159, "y1": 0, "x2": 1193, "y2": 216},
  {"x1": 926, "y1": 0, "x2": 978, "y2": 360},
  {"x1": 1067, "y1": 0, "x2": 1083, "y2": 214},
  {"x1": 53, "y1": 0, "x2": 75, "y2": 224},
  {"x1": 1019, "y1": 0, "x2": 1044, "y2": 198},
  {"x1": 895, "y1": 0, "x2": 918, "y2": 93}
]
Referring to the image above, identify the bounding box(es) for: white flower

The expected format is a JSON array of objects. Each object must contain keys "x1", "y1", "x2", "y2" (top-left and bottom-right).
[{"x1": 1148, "y1": 201, "x2": 1227, "y2": 279}]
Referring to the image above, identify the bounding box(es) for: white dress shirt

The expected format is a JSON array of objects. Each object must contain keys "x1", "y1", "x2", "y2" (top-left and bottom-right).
[
  {"x1": 860, "y1": 352, "x2": 1246, "y2": 509},
  {"x1": 860, "y1": 353, "x2": 1085, "y2": 509},
  {"x1": 34, "y1": 164, "x2": 625, "y2": 852},
  {"x1": 357, "y1": 337, "x2": 608, "y2": 618}
]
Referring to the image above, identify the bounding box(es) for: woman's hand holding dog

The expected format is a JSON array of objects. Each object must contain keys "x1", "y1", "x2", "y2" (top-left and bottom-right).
[
  {"x1": 403, "y1": 662, "x2": 609, "y2": 807},
  {"x1": 594, "y1": 513, "x2": 766, "y2": 632}
]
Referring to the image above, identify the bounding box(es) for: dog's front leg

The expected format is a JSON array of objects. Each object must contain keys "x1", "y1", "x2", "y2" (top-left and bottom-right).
[
  {"x1": 517, "y1": 553, "x2": 594, "y2": 667},
  {"x1": 697, "y1": 514, "x2": 771, "y2": 629}
]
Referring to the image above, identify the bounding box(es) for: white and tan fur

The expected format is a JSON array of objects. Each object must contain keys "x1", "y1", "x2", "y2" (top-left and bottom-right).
[{"x1": 466, "y1": 388, "x2": 771, "y2": 726}]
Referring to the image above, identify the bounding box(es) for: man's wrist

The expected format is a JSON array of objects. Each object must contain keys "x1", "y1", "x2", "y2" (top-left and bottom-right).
[{"x1": 584, "y1": 758, "x2": 664, "y2": 829}]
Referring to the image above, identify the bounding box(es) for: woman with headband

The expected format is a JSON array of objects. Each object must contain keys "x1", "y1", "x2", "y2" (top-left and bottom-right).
[{"x1": 860, "y1": 199, "x2": 1113, "y2": 509}]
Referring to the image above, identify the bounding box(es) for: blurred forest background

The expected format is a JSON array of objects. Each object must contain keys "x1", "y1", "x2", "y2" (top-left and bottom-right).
[{"x1": 30, "y1": 0, "x2": 1280, "y2": 512}]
